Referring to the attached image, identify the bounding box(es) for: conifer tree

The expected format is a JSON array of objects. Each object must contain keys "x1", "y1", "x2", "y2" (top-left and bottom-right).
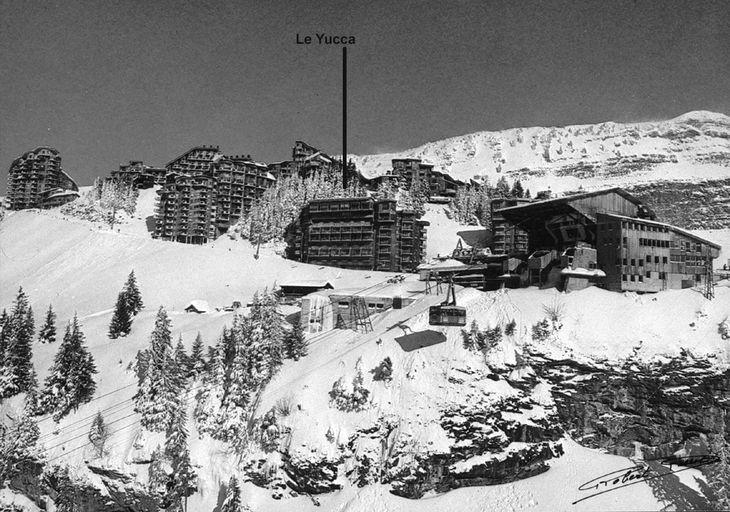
[
  {"x1": 189, "y1": 332, "x2": 205, "y2": 377},
  {"x1": 174, "y1": 335, "x2": 190, "y2": 380},
  {"x1": 135, "y1": 307, "x2": 183, "y2": 432},
  {"x1": 108, "y1": 291, "x2": 132, "y2": 339},
  {"x1": 88, "y1": 412, "x2": 109, "y2": 457},
  {"x1": 1, "y1": 288, "x2": 35, "y2": 397},
  {"x1": 25, "y1": 306, "x2": 34, "y2": 340},
  {"x1": 220, "y1": 475, "x2": 242, "y2": 512},
  {"x1": 0, "y1": 412, "x2": 41, "y2": 484},
  {"x1": 0, "y1": 309, "x2": 9, "y2": 367},
  {"x1": 123, "y1": 270, "x2": 144, "y2": 315},
  {"x1": 510, "y1": 179, "x2": 525, "y2": 198},
  {"x1": 249, "y1": 290, "x2": 284, "y2": 380},
  {"x1": 38, "y1": 305, "x2": 57, "y2": 344},
  {"x1": 495, "y1": 176, "x2": 510, "y2": 197},
  {"x1": 370, "y1": 357, "x2": 393, "y2": 382},
  {"x1": 42, "y1": 315, "x2": 98, "y2": 419},
  {"x1": 24, "y1": 366, "x2": 42, "y2": 416},
  {"x1": 165, "y1": 405, "x2": 197, "y2": 510},
  {"x1": 284, "y1": 317, "x2": 307, "y2": 361}
]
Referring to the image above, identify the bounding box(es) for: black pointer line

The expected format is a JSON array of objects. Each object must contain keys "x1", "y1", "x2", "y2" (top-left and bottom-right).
[{"x1": 572, "y1": 459, "x2": 719, "y2": 505}]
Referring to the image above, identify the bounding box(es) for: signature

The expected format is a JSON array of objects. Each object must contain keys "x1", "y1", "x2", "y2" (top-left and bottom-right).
[{"x1": 573, "y1": 454, "x2": 720, "y2": 505}]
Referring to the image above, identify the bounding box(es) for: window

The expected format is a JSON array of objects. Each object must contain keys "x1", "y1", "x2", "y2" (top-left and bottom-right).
[
  {"x1": 630, "y1": 275, "x2": 635, "y2": 281},
  {"x1": 696, "y1": 274, "x2": 702, "y2": 282},
  {"x1": 659, "y1": 272, "x2": 666, "y2": 280},
  {"x1": 622, "y1": 237, "x2": 628, "y2": 245},
  {"x1": 638, "y1": 276, "x2": 643, "y2": 282},
  {"x1": 646, "y1": 271, "x2": 651, "y2": 278},
  {"x1": 631, "y1": 259, "x2": 636, "y2": 266},
  {"x1": 662, "y1": 257, "x2": 668, "y2": 264},
  {"x1": 654, "y1": 256, "x2": 659, "y2": 264},
  {"x1": 622, "y1": 274, "x2": 627, "y2": 281},
  {"x1": 638, "y1": 259, "x2": 643, "y2": 266},
  {"x1": 622, "y1": 258, "x2": 628, "y2": 265},
  {"x1": 338, "y1": 301, "x2": 350, "y2": 309}
]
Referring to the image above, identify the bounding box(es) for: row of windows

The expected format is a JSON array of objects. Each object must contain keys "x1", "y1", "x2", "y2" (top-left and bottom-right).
[
  {"x1": 337, "y1": 301, "x2": 385, "y2": 310},
  {"x1": 620, "y1": 221, "x2": 669, "y2": 233},
  {"x1": 309, "y1": 247, "x2": 374, "y2": 257},
  {"x1": 621, "y1": 257, "x2": 668, "y2": 266},
  {"x1": 639, "y1": 238, "x2": 670, "y2": 248},
  {"x1": 309, "y1": 200, "x2": 372, "y2": 212}
]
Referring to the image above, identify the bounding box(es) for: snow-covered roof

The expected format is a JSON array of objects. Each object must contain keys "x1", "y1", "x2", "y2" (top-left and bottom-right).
[
  {"x1": 278, "y1": 280, "x2": 333, "y2": 289},
  {"x1": 184, "y1": 300, "x2": 210, "y2": 312},
  {"x1": 561, "y1": 268, "x2": 606, "y2": 277},
  {"x1": 46, "y1": 190, "x2": 79, "y2": 199},
  {"x1": 418, "y1": 258, "x2": 466, "y2": 269}
]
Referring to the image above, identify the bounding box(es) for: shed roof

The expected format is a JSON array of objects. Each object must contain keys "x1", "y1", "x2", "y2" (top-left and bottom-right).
[{"x1": 600, "y1": 213, "x2": 721, "y2": 249}]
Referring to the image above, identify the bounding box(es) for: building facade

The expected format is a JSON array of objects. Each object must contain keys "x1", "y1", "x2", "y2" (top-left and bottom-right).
[
  {"x1": 268, "y1": 141, "x2": 356, "y2": 184},
  {"x1": 490, "y1": 197, "x2": 532, "y2": 255},
  {"x1": 596, "y1": 213, "x2": 720, "y2": 292},
  {"x1": 6, "y1": 147, "x2": 79, "y2": 210},
  {"x1": 286, "y1": 197, "x2": 428, "y2": 272},
  {"x1": 390, "y1": 158, "x2": 462, "y2": 200},
  {"x1": 111, "y1": 161, "x2": 167, "y2": 188},
  {"x1": 493, "y1": 188, "x2": 721, "y2": 293},
  {"x1": 153, "y1": 147, "x2": 275, "y2": 244}
]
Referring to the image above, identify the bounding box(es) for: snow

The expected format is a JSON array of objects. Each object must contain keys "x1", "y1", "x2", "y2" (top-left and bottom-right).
[
  {"x1": 349, "y1": 111, "x2": 730, "y2": 195},
  {"x1": 233, "y1": 439, "x2": 673, "y2": 512},
  {"x1": 560, "y1": 268, "x2": 606, "y2": 277},
  {"x1": 421, "y1": 204, "x2": 488, "y2": 259},
  {"x1": 1, "y1": 185, "x2": 727, "y2": 511},
  {"x1": 185, "y1": 300, "x2": 211, "y2": 313}
]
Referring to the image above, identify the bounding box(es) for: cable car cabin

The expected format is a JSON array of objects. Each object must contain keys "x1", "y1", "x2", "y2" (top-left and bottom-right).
[{"x1": 429, "y1": 304, "x2": 467, "y2": 326}]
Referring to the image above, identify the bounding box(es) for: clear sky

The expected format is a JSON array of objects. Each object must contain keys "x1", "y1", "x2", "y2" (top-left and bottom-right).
[{"x1": 1, "y1": 0, "x2": 728, "y2": 190}]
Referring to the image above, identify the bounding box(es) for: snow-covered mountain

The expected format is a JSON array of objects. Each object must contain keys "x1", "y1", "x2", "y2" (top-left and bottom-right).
[{"x1": 351, "y1": 111, "x2": 730, "y2": 194}]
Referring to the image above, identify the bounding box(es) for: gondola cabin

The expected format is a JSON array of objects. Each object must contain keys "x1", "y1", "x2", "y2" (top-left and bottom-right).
[{"x1": 428, "y1": 304, "x2": 467, "y2": 326}]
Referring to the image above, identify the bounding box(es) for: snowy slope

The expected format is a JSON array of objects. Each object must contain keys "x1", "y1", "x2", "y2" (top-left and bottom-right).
[
  {"x1": 1, "y1": 197, "x2": 726, "y2": 511},
  {"x1": 421, "y1": 203, "x2": 488, "y2": 259},
  {"x1": 350, "y1": 111, "x2": 730, "y2": 194}
]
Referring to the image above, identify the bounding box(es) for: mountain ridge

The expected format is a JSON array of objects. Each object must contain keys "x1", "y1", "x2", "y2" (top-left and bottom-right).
[{"x1": 349, "y1": 110, "x2": 730, "y2": 194}]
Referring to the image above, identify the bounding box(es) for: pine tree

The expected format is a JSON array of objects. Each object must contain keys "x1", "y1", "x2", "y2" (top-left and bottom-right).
[
  {"x1": 370, "y1": 357, "x2": 393, "y2": 382},
  {"x1": 220, "y1": 475, "x2": 242, "y2": 512},
  {"x1": 42, "y1": 314, "x2": 98, "y2": 420},
  {"x1": 510, "y1": 179, "x2": 524, "y2": 198},
  {"x1": 25, "y1": 306, "x2": 34, "y2": 340},
  {"x1": 525, "y1": 188, "x2": 531, "y2": 198},
  {"x1": 38, "y1": 305, "x2": 57, "y2": 344},
  {"x1": 165, "y1": 405, "x2": 197, "y2": 510},
  {"x1": 495, "y1": 176, "x2": 510, "y2": 197},
  {"x1": 0, "y1": 412, "x2": 41, "y2": 484},
  {"x1": 189, "y1": 332, "x2": 205, "y2": 377},
  {"x1": 174, "y1": 335, "x2": 190, "y2": 380},
  {"x1": 108, "y1": 291, "x2": 132, "y2": 339},
  {"x1": 135, "y1": 307, "x2": 183, "y2": 432},
  {"x1": 24, "y1": 366, "x2": 42, "y2": 416},
  {"x1": 123, "y1": 270, "x2": 144, "y2": 315},
  {"x1": 1, "y1": 288, "x2": 35, "y2": 397},
  {"x1": 0, "y1": 309, "x2": 9, "y2": 367},
  {"x1": 88, "y1": 412, "x2": 109, "y2": 457},
  {"x1": 283, "y1": 317, "x2": 307, "y2": 361}
]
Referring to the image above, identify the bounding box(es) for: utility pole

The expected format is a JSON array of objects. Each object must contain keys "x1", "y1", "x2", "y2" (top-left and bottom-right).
[{"x1": 342, "y1": 46, "x2": 348, "y2": 189}]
